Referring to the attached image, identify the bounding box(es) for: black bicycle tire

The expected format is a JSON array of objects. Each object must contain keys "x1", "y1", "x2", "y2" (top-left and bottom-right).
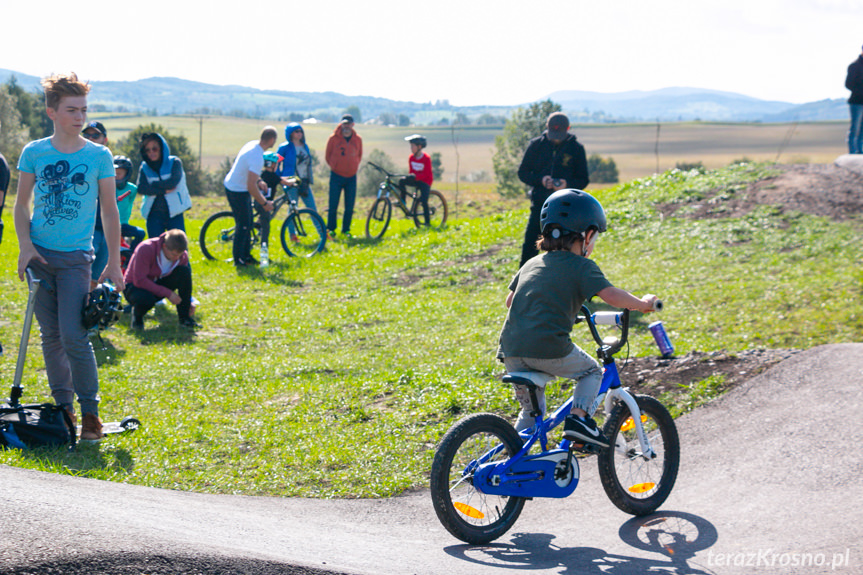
[
  {"x1": 365, "y1": 197, "x2": 392, "y2": 239},
  {"x1": 199, "y1": 211, "x2": 236, "y2": 261},
  {"x1": 280, "y1": 209, "x2": 327, "y2": 257},
  {"x1": 411, "y1": 189, "x2": 448, "y2": 229},
  {"x1": 430, "y1": 413, "x2": 526, "y2": 544},
  {"x1": 597, "y1": 394, "x2": 680, "y2": 516}
]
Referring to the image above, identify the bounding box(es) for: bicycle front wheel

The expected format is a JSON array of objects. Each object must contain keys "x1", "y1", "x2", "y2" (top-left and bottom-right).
[
  {"x1": 365, "y1": 197, "x2": 392, "y2": 239},
  {"x1": 597, "y1": 395, "x2": 680, "y2": 515},
  {"x1": 430, "y1": 413, "x2": 525, "y2": 544},
  {"x1": 199, "y1": 211, "x2": 236, "y2": 261},
  {"x1": 281, "y1": 209, "x2": 327, "y2": 257},
  {"x1": 412, "y1": 189, "x2": 448, "y2": 229}
]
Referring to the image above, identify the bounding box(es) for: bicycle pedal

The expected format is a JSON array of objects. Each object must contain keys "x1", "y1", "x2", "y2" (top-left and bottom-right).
[{"x1": 571, "y1": 443, "x2": 603, "y2": 455}]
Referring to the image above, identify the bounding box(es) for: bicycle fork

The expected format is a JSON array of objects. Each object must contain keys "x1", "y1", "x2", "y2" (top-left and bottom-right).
[{"x1": 603, "y1": 387, "x2": 656, "y2": 460}]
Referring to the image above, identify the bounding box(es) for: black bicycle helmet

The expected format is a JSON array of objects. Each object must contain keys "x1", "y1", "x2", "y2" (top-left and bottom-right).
[
  {"x1": 540, "y1": 189, "x2": 607, "y2": 238},
  {"x1": 113, "y1": 155, "x2": 133, "y2": 188},
  {"x1": 82, "y1": 283, "x2": 122, "y2": 331},
  {"x1": 404, "y1": 134, "x2": 427, "y2": 148}
]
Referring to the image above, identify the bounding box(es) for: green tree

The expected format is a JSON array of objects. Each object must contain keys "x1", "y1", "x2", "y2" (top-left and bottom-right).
[
  {"x1": 358, "y1": 149, "x2": 398, "y2": 198},
  {"x1": 492, "y1": 99, "x2": 561, "y2": 197},
  {"x1": 0, "y1": 89, "x2": 29, "y2": 170},
  {"x1": 431, "y1": 152, "x2": 444, "y2": 181},
  {"x1": 112, "y1": 123, "x2": 211, "y2": 195},
  {"x1": 587, "y1": 153, "x2": 619, "y2": 184},
  {"x1": 4, "y1": 77, "x2": 52, "y2": 141}
]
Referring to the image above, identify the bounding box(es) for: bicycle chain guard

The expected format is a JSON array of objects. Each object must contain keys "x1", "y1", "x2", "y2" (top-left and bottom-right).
[{"x1": 473, "y1": 448, "x2": 580, "y2": 499}]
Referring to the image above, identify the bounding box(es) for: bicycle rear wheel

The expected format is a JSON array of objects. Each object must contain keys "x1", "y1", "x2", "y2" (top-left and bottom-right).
[
  {"x1": 280, "y1": 209, "x2": 327, "y2": 257},
  {"x1": 199, "y1": 211, "x2": 236, "y2": 261},
  {"x1": 597, "y1": 395, "x2": 680, "y2": 515},
  {"x1": 365, "y1": 197, "x2": 392, "y2": 239},
  {"x1": 430, "y1": 413, "x2": 525, "y2": 544},
  {"x1": 412, "y1": 189, "x2": 448, "y2": 229}
]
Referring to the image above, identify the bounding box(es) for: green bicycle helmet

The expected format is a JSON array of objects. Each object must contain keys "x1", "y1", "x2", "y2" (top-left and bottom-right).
[{"x1": 540, "y1": 189, "x2": 607, "y2": 238}]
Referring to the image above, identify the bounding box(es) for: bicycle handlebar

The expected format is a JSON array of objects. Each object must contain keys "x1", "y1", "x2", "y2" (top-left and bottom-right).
[{"x1": 580, "y1": 299, "x2": 663, "y2": 358}]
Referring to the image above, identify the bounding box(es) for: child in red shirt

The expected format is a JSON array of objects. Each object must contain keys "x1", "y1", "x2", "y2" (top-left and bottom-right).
[{"x1": 403, "y1": 134, "x2": 432, "y2": 225}]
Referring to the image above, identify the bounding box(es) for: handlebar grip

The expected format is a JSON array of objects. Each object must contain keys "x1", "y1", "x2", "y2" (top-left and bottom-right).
[{"x1": 593, "y1": 312, "x2": 623, "y2": 326}]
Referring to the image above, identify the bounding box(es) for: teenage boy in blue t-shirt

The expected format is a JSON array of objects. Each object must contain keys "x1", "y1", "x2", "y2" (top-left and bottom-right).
[{"x1": 14, "y1": 72, "x2": 124, "y2": 441}]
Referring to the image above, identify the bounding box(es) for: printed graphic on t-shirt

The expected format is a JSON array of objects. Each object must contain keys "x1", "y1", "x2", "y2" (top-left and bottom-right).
[
  {"x1": 38, "y1": 159, "x2": 90, "y2": 225},
  {"x1": 410, "y1": 160, "x2": 426, "y2": 172}
]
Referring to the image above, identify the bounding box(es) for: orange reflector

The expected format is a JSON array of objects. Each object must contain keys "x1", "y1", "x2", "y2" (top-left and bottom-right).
[
  {"x1": 628, "y1": 482, "x2": 656, "y2": 493},
  {"x1": 454, "y1": 501, "x2": 485, "y2": 519},
  {"x1": 620, "y1": 415, "x2": 648, "y2": 432}
]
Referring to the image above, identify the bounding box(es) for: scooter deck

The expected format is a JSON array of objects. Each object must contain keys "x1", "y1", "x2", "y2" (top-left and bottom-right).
[{"x1": 76, "y1": 416, "x2": 140, "y2": 438}]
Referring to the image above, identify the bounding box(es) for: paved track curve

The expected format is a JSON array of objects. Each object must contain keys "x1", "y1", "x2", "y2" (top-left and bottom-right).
[{"x1": 1, "y1": 343, "x2": 861, "y2": 575}]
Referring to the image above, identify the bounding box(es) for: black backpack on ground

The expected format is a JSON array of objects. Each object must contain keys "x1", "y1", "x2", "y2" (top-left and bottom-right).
[{"x1": 0, "y1": 403, "x2": 76, "y2": 450}]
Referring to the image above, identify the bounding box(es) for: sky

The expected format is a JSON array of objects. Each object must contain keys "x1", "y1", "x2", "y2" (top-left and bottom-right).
[{"x1": 3, "y1": 0, "x2": 862, "y2": 107}]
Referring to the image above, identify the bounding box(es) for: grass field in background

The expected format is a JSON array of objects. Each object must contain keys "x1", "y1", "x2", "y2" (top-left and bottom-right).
[
  {"x1": 93, "y1": 113, "x2": 849, "y2": 185},
  {"x1": 0, "y1": 162, "x2": 860, "y2": 497}
]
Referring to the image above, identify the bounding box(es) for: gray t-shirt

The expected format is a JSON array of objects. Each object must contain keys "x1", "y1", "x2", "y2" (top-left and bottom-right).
[
  {"x1": 295, "y1": 147, "x2": 312, "y2": 181},
  {"x1": 497, "y1": 251, "x2": 612, "y2": 360}
]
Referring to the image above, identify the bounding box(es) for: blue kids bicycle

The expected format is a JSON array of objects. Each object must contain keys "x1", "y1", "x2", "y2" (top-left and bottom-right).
[{"x1": 430, "y1": 305, "x2": 680, "y2": 544}]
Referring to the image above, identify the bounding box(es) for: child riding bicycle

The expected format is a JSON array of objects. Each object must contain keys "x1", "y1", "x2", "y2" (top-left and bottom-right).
[
  {"x1": 399, "y1": 134, "x2": 432, "y2": 225},
  {"x1": 496, "y1": 189, "x2": 659, "y2": 446},
  {"x1": 256, "y1": 152, "x2": 283, "y2": 247}
]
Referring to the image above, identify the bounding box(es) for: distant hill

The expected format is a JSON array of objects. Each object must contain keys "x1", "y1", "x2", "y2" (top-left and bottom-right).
[
  {"x1": 0, "y1": 69, "x2": 849, "y2": 123},
  {"x1": 548, "y1": 87, "x2": 847, "y2": 122}
]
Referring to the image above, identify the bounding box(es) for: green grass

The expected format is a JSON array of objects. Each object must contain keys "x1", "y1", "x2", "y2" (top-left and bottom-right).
[{"x1": 1, "y1": 161, "x2": 861, "y2": 497}]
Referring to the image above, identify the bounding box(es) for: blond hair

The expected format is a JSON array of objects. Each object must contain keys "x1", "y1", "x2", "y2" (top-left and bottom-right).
[{"x1": 41, "y1": 72, "x2": 89, "y2": 110}]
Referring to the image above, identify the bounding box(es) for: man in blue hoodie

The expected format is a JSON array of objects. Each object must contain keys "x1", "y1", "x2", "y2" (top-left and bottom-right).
[{"x1": 277, "y1": 123, "x2": 319, "y2": 241}]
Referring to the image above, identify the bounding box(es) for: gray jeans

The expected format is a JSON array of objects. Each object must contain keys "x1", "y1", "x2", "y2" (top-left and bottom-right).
[
  {"x1": 504, "y1": 345, "x2": 603, "y2": 429},
  {"x1": 29, "y1": 247, "x2": 100, "y2": 415}
]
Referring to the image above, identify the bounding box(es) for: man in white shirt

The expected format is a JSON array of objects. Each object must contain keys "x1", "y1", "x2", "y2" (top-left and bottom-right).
[{"x1": 223, "y1": 127, "x2": 278, "y2": 266}]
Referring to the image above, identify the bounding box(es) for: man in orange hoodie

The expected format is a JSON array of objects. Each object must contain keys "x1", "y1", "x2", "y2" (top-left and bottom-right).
[{"x1": 325, "y1": 114, "x2": 363, "y2": 237}]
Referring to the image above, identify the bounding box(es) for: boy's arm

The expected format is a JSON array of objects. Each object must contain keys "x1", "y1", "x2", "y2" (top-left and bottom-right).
[
  {"x1": 13, "y1": 172, "x2": 47, "y2": 280},
  {"x1": 96, "y1": 177, "x2": 125, "y2": 290},
  {"x1": 596, "y1": 286, "x2": 658, "y2": 314}
]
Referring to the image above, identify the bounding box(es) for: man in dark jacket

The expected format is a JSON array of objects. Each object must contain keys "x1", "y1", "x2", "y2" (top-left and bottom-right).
[
  {"x1": 517, "y1": 112, "x2": 589, "y2": 266},
  {"x1": 845, "y1": 45, "x2": 863, "y2": 154}
]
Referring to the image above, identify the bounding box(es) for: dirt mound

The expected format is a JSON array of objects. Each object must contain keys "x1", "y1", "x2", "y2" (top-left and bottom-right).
[
  {"x1": 616, "y1": 348, "x2": 801, "y2": 398},
  {"x1": 659, "y1": 162, "x2": 863, "y2": 221}
]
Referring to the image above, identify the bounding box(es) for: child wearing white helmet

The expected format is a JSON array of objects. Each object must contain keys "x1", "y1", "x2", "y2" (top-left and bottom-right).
[
  {"x1": 402, "y1": 134, "x2": 432, "y2": 225},
  {"x1": 497, "y1": 189, "x2": 660, "y2": 446}
]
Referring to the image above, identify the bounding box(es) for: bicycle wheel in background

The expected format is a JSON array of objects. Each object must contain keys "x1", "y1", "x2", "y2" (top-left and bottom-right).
[
  {"x1": 199, "y1": 211, "x2": 236, "y2": 261},
  {"x1": 281, "y1": 209, "x2": 327, "y2": 257},
  {"x1": 597, "y1": 394, "x2": 680, "y2": 516},
  {"x1": 430, "y1": 413, "x2": 526, "y2": 545},
  {"x1": 412, "y1": 189, "x2": 448, "y2": 229},
  {"x1": 365, "y1": 197, "x2": 392, "y2": 239}
]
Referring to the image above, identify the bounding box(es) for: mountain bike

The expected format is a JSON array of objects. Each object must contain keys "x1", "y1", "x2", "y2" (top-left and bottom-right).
[
  {"x1": 364, "y1": 162, "x2": 448, "y2": 239},
  {"x1": 430, "y1": 304, "x2": 680, "y2": 544},
  {"x1": 199, "y1": 177, "x2": 326, "y2": 261}
]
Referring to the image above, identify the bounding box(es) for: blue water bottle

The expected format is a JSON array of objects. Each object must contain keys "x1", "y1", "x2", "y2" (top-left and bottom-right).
[{"x1": 648, "y1": 321, "x2": 674, "y2": 358}]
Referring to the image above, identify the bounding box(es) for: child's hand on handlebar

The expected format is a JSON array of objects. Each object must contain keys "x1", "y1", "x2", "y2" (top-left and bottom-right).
[{"x1": 641, "y1": 294, "x2": 662, "y2": 313}]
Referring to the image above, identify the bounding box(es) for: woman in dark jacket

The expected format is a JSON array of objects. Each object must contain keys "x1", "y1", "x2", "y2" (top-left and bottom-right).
[{"x1": 137, "y1": 132, "x2": 192, "y2": 238}]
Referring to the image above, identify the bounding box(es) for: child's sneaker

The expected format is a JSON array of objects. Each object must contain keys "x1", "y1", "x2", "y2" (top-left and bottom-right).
[
  {"x1": 563, "y1": 414, "x2": 610, "y2": 448},
  {"x1": 290, "y1": 234, "x2": 299, "y2": 243}
]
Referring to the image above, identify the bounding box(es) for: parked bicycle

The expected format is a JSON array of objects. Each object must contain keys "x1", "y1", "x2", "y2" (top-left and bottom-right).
[
  {"x1": 200, "y1": 177, "x2": 326, "y2": 261},
  {"x1": 364, "y1": 162, "x2": 448, "y2": 239},
  {"x1": 430, "y1": 304, "x2": 680, "y2": 544}
]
